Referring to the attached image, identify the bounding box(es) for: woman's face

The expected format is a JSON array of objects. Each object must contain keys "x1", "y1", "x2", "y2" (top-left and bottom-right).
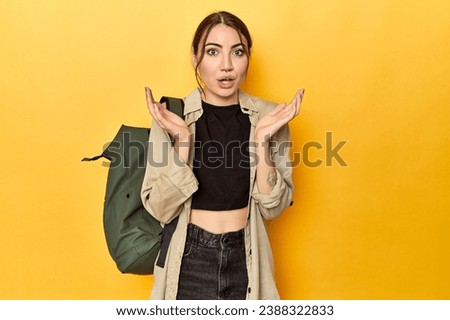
[{"x1": 194, "y1": 24, "x2": 249, "y2": 106}]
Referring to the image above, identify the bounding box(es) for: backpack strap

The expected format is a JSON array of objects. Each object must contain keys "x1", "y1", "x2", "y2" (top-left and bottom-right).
[
  {"x1": 160, "y1": 96, "x2": 185, "y2": 118},
  {"x1": 156, "y1": 216, "x2": 179, "y2": 268},
  {"x1": 156, "y1": 96, "x2": 184, "y2": 269},
  {"x1": 81, "y1": 153, "x2": 106, "y2": 162}
]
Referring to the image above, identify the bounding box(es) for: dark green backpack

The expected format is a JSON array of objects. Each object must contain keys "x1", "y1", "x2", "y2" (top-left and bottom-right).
[{"x1": 83, "y1": 97, "x2": 183, "y2": 275}]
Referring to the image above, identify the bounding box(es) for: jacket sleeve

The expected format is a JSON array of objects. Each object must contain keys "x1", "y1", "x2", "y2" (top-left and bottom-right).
[
  {"x1": 251, "y1": 124, "x2": 294, "y2": 220},
  {"x1": 141, "y1": 119, "x2": 198, "y2": 224}
]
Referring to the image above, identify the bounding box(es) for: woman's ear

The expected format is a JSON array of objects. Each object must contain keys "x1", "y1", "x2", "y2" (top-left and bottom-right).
[{"x1": 191, "y1": 48, "x2": 198, "y2": 68}]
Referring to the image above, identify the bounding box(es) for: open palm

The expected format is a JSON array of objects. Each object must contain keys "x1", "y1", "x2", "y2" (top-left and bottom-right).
[
  {"x1": 255, "y1": 89, "x2": 304, "y2": 142},
  {"x1": 145, "y1": 87, "x2": 189, "y2": 139}
]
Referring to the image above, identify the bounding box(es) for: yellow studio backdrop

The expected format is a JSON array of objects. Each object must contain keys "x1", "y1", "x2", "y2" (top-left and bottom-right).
[{"x1": 1, "y1": 0, "x2": 449, "y2": 299}]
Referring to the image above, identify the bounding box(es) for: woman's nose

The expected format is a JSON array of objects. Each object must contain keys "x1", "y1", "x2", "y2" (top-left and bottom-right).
[{"x1": 220, "y1": 55, "x2": 234, "y2": 72}]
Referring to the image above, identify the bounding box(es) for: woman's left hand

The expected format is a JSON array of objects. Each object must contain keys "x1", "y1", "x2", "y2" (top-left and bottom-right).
[{"x1": 255, "y1": 89, "x2": 304, "y2": 142}]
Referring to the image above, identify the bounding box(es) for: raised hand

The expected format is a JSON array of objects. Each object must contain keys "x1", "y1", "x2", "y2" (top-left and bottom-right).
[
  {"x1": 254, "y1": 89, "x2": 304, "y2": 142},
  {"x1": 145, "y1": 87, "x2": 190, "y2": 141}
]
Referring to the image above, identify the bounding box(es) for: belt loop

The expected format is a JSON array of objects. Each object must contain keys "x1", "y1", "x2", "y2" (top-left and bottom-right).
[{"x1": 191, "y1": 224, "x2": 199, "y2": 247}]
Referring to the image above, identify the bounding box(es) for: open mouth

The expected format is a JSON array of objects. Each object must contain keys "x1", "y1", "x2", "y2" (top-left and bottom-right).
[
  {"x1": 218, "y1": 76, "x2": 236, "y2": 87},
  {"x1": 219, "y1": 77, "x2": 235, "y2": 82}
]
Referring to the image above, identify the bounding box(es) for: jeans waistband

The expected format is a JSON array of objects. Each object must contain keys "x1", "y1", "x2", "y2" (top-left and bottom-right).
[{"x1": 186, "y1": 223, "x2": 245, "y2": 249}]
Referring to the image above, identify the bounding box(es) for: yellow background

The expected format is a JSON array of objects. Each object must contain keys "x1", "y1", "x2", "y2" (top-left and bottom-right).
[{"x1": 1, "y1": 0, "x2": 449, "y2": 299}]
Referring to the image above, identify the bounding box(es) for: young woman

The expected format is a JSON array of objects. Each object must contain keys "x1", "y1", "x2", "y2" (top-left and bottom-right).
[{"x1": 141, "y1": 11, "x2": 304, "y2": 300}]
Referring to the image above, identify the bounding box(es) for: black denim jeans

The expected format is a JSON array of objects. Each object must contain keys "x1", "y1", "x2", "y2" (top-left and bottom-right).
[{"x1": 176, "y1": 223, "x2": 249, "y2": 300}]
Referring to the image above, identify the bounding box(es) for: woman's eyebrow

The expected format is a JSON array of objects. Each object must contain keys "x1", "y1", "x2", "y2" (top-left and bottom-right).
[{"x1": 204, "y1": 42, "x2": 244, "y2": 48}]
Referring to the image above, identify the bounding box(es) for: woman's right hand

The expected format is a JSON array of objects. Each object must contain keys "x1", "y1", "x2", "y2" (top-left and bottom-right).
[{"x1": 145, "y1": 87, "x2": 190, "y2": 141}]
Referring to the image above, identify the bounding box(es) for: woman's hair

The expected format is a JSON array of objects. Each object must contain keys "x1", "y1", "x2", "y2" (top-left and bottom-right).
[{"x1": 192, "y1": 11, "x2": 253, "y2": 89}]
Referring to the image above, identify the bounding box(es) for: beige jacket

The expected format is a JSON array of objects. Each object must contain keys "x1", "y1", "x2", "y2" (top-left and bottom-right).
[{"x1": 141, "y1": 88, "x2": 294, "y2": 299}]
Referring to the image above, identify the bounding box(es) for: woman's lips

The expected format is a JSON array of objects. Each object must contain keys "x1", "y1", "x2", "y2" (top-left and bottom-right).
[{"x1": 218, "y1": 77, "x2": 235, "y2": 88}]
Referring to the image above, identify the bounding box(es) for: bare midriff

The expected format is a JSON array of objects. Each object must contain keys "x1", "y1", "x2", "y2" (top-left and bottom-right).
[{"x1": 190, "y1": 206, "x2": 249, "y2": 234}]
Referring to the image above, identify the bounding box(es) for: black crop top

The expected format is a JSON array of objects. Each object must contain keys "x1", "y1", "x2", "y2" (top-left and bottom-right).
[{"x1": 191, "y1": 101, "x2": 251, "y2": 210}]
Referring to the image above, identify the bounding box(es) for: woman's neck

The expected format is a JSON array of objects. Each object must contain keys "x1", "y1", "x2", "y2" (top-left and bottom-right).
[{"x1": 200, "y1": 90, "x2": 239, "y2": 106}]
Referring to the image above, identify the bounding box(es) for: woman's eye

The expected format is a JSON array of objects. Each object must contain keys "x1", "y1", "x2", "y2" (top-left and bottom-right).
[
  {"x1": 206, "y1": 49, "x2": 218, "y2": 56},
  {"x1": 233, "y1": 49, "x2": 245, "y2": 56}
]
